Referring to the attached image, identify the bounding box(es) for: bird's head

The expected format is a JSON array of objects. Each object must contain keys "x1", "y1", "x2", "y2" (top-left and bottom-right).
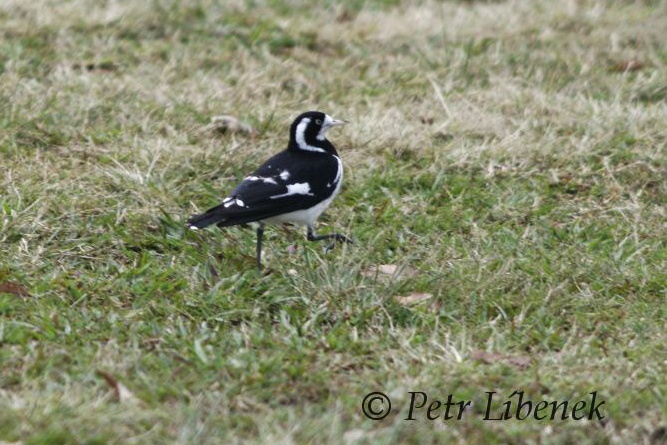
[{"x1": 288, "y1": 111, "x2": 347, "y2": 154}]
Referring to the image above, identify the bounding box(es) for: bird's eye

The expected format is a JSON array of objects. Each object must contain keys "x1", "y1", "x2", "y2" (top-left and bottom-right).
[{"x1": 315, "y1": 119, "x2": 322, "y2": 125}]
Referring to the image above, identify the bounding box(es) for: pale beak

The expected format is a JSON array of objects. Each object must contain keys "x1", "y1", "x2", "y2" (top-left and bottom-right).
[{"x1": 327, "y1": 118, "x2": 348, "y2": 127}]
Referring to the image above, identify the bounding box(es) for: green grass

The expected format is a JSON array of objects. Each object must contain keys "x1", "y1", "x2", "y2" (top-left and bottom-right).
[{"x1": 1, "y1": 0, "x2": 666, "y2": 443}]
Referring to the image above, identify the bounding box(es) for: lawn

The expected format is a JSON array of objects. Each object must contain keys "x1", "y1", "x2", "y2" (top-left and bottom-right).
[{"x1": 0, "y1": 0, "x2": 665, "y2": 443}]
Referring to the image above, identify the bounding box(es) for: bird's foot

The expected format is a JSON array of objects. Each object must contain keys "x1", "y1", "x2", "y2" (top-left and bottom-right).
[{"x1": 324, "y1": 233, "x2": 354, "y2": 253}]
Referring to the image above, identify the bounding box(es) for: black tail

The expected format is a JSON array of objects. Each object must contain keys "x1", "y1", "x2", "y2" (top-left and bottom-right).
[
  {"x1": 186, "y1": 206, "x2": 226, "y2": 229},
  {"x1": 187, "y1": 205, "x2": 266, "y2": 230}
]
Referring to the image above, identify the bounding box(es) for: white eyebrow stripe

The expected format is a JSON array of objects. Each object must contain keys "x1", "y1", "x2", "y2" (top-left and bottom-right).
[
  {"x1": 316, "y1": 114, "x2": 333, "y2": 141},
  {"x1": 295, "y1": 117, "x2": 326, "y2": 153},
  {"x1": 270, "y1": 182, "x2": 313, "y2": 199}
]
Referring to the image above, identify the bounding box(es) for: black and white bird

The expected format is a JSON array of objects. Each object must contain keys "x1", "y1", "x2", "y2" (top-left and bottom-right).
[{"x1": 187, "y1": 111, "x2": 352, "y2": 270}]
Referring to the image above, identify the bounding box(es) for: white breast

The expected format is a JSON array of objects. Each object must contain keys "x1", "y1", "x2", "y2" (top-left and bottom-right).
[{"x1": 264, "y1": 155, "x2": 343, "y2": 227}]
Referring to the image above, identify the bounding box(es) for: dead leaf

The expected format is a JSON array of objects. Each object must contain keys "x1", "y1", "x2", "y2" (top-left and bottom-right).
[
  {"x1": 207, "y1": 115, "x2": 257, "y2": 136},
  {"x1": 142, "y1": 337, "x2": 161, "y2": 351},
  {"x1": 377, "y1": 264, "x2": 399, "y2": 275},
  {"x1": 335, "y1": 7, "x2": 356, "y2": 22},
  {"x1": 394, "y1": 292, "x2": 433, "y2": 305},
  {"x1": 470, "y1": 350, "x2": 531, "y2": 369},
  {"x1": 96, "y1": 370, "x2": 140, "y2": 404},
  {"x1": 0, "y1": 281, "x2": 30, "y2": 298},
  {"x1": 610, "y1": 59, "x2": 644, "y2": 72},
  {"x1": 72, "y1": 61, "x2": 119, "y2": 72},
  {"x1": 362, "y1": 264, "x2": 417, "y2": 280}
]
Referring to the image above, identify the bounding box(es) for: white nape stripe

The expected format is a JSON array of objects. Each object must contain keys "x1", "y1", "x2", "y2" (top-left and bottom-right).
[
  {"x1": 279, "y1": 170, "x2": 290, "y2": 180},
  {"x1": 270, "y1": 182, "x2": 313, "y2": 199},
  {"x1": 295, "y1": 118, "x2": 326, "y2": 153}
]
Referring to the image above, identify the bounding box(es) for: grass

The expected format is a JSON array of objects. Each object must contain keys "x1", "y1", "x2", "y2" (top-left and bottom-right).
[{"x1": 0, "y1": 0, "x2": 665, "y2": 443}]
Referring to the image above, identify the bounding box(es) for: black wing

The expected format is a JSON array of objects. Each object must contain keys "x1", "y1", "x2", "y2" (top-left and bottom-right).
[{"x1": 187, "y1": 150, "x2": 339, "y2": 229}]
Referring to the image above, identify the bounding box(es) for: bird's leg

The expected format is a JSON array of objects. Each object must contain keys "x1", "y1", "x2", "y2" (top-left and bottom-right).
[
  {"x1": 306, "y1": 225, "x2": 353, "y2": 252},
  {"x1": 256, "y1": 222, "x2": 265, "y2": 271}
]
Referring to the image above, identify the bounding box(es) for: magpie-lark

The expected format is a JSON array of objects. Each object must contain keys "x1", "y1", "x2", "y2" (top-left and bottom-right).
[{"x1": 187, "y1": 111, "x2": 352, "y2": 270}]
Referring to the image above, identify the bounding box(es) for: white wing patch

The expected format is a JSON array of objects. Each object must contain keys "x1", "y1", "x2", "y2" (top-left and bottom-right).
[
  {"x1": 270, "y1": 182, "x2": 313, "y2": 199},
  {"x1": 223, "y1": 196, "x2": 245, "y2": 207},
  {"x1": 295, "y1": 118, "x2": 326, "y2": 153},
  {"x1": 246, "y1": 175, "x2": 277, "y2": 185}
]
